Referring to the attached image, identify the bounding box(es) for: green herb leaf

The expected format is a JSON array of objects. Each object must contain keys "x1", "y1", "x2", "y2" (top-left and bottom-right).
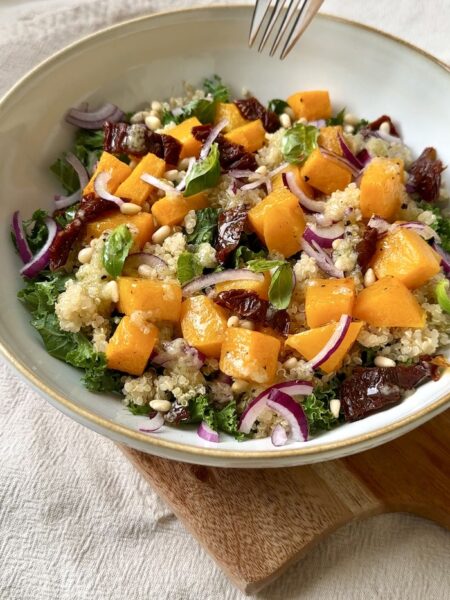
[
  {"x1": 20, "y1": 209, "x2": 51, "y2": 254},
  {"x1": 326, "y1": 107, "x2": 346, "y2": 126},
  {"x1": 54, "y1": 203, "x2": 79, "y2": 229},
  {"x1": 186, "y1": 207, "x2": 219, "y2": 245},
  {"x1": 185, "y1": 395, "x2": 244, "y2": 440},
  {"x1": 127, "y1": 402, "x2": 151, "y2": 416},
  {"x1": 354, "y1": 118, "x2": 369, "y2": 133},
  {"x1": 160, "y1": 107, "x2": 179, "y2": 126},
  {"x1": 418, "y1": 201, "x2": 450, "y2": 252},
  {"x1": 281, "y1": 123, "x2": 319, "y2": 164},
  {"x1": 436, "y1": 280, "x2": 450, "y2": 314},
  {"x1": 268, "y1": 99, "x2": 289, "y2": 115},
  {"x1": 268, "y1": 263, "x2": 294, "y2": 309},
  {"x1": 203, "y1": 75, "x2": 230, "y2": 102},
  {"x1": 177, "y1": 252, "x2": 203, "y2": 284},
  {"x1": 184, "y1": 143, "x2": 221, "y2": 197},
  {"x1": 82, "y1": 353, "x2": 123, "y2": 393},
  {"x1": 215, "y1": 401, "x2": 244, "y2": 439},
  {"x1": 233, "y1": 245, "x2": 267, "y2": 268},
  {"x1": 247, "y1": 258, "x2": 286, "y2": 272},
  {"x1": 183, "y1": 98, "x2": 217, "y2": 124},
  {"x1": 102, "y1": 224, "x2": 133, "y2": 278},
  {"x1": 302, "y1": 381, "x2": 339, "y2": 434}
]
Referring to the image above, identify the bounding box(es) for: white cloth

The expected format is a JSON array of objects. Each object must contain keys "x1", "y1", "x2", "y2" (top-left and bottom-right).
[{"x1": 1, "y1": 2, "x2": 449, "y2": 599}]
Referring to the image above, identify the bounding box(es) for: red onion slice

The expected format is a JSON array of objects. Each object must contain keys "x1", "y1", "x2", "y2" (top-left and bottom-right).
[
  {"x1": 123, "y1": 252, "x2": 168, "y2": 274},
  {"x1": 303, "y1": 222, "x2": 345, "y2": 249},
  {"x1": 54, "y1": 152, "x2": 89, "y2": 210},
  {"x1": 241, "y1": 177, "x2": 267, "y2": 191},
  {"x1": 200, "y1": 118, "x2": 228, "y2": 160},
  {"x1": 54, "y1": 189, "x2": 81, "y2": 210},
  {"x1": 11, "y1": 211, "x2": 33, "y2": 263},
  {"x1": 94, "y1": 172, "x2": 124, "y2": 207},
  {"x1": 176, "y1": 157, "x2": 196, "y2": 191},
  {"x1": 367, "y1": 215, "x2": 390, "y2": 235},
  {"x1": 338, "y1": 135, "x2": 364, "y2": 170},
  {"x1": 308, "y1": 119, "x2": 326, "y2": 128},
  {"x1": 140, "y1": 172, "x2": 180, "y2": 195},
  {"x1": 266, "y1": 389, "x2": 309, "y2": 442},
  {"x1": 228, "y1": 169, "x2": 256, "y2": 179},
  {"x1": 238, "y1": 380, "x2": 313, "y2": 434},
  {"x1": 271, "y1": 423, "x2": 288, "y2": 446},
  {"x1": 432, "y1": 242, "x2": 450, "y2": 275},
  {"x1": 197, "y1": 421, "x2": 220, "y2": 443},
  {"x1": 65, "y1": 103, "x2": 124, "y2": 130},
  {"x1": 376, "y1": 129, "x2": 401, "y2": 144},
  {"x1": 319, "y1": 148, "x2": 360, "y2": 178},
  {"x1": 139, "y1": 411, "x2": 164, "y2": 433},
  {"x1": 268, "y1": 161, "x2": 290, "y2": 178},
  {"x1": 301, "y1": 238, "x2": 344, "y2": 278},
  {"x1": 395, "y1": 221, "x2": 440, "y2": 241},
  {"x1": 283, "y1": 172, "x2": 326, "y2": 213},
  {"x1": 20, "y1": 217, "x2": 57, "y2": 278},
  {"x1": 357, "y1": 149, "x2": 372, "y2": 166},
  {"x1": 305, "y1": 314, "x2": 351, "y2": 370},
  {"x1": 182, "y1": 269, "x2": 264, "y2": 297}
]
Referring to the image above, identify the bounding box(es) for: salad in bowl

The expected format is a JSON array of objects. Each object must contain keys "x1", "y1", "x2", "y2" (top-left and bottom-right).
[{"x1": 11, "y1": 75, "x2": 450, "y2": 446}]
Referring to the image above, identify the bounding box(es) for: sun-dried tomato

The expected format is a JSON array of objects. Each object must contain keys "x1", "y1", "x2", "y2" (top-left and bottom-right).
[
  {"x1": 266, "y1": 306, "x2": 290, "y2": 336},
  {"x1": 356, "y1": 226, "x2": 378, "y2": 272},
  {"x1": 216, "y1": 206, "x2": 248, "y2": 264},
  {"x1": 103, "y1": 121, "x2": 129, "y2": 154},
  {"x1": 234, "y1": 97, "x2": 279, "y2": 133},
  {"x1": 49, "y1": 193, "x2": 116, "y2": 270},
  {"x1": 407, "y1": 147, "x2": 444, "y2": 203},
  {"x1": 367, "y1": 115, "x2": 400, "y2": 137},
  {"x1": 164, "y1": 402, "x2": 191, "y2": 425},
  {"x1": 191, "y1": 125, "x2": 257, "y2": 172},
  {"x1": 161, "y1": 134, "x2": 182, "y2": 165}
]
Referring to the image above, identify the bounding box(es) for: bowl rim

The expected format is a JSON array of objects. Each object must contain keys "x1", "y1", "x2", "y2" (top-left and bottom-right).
[{"x1": 1, "y1": 4, "x2": 449, "y2": 461}]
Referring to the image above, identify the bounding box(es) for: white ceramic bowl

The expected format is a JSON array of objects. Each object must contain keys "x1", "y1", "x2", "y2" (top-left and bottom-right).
[{"x1": 0, "y1": 6, "x2": 449, "y2": 467}]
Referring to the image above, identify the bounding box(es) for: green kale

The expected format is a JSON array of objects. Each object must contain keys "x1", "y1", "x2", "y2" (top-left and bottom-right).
[
  {"x1": 215, "y1": 401, "x2": 244, "y2": 439},
  {"x1": 203, "y1": 75, "x2": 230, "y2": 103},
  {"x1": 354, "y1": 118, "x2": 369, "y2": 133},
  {"x1": 233, "y1": 245, "x2": 266, "y2": 268},
  {"x1": 54, "y1": 203, "x2": 79, "y2": 229},
  {"x1": 186, "y1": 207, "x2": 220, "y2": 245},
  {"x1": 184, "y1": 395, "x2": 244, "y2": 440},
  {"x1": 418, "y1": 201, "x2": 450, "y2": 252},
  {"x1": 182, "y1": 98, "x2": 217, "y2": 124},
  {"x1": 19, "y1": 209, "x2": 51, "y2": 254},
  {"x1": 360, "y1": 346, "x2": 380, "y2": 367},
  {"x1": 176, "y1": 252, "x2": 203, "y2": 284},
  {"x1": 326, "y1": 107, "x2": 346, "y2": 126},
  {"x1": 302, "y1": 381, "x2": 340, "y2": 433},
  {"x1": 127, "y1": 402, "x2": 152, "y2": 416}
]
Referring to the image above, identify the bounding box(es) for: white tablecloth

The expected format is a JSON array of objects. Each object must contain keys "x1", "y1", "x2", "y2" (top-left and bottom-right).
[{"x1": 1, "y1": 2, "x2": 449, "y2": 599}]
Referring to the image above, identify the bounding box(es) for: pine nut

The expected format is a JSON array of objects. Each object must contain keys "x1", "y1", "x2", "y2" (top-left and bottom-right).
[
  {"x1": 78, "y1": 247, "x2": 93, "y2": 264},
  {"x1": 138, "y1": 264, "x2": 153, "y2": 278},
  {"x1": 178, "y1": 157, "x2": 191, "y2": 170},
  {"x1": 120, "y1": 202, "x2": 142, "y2": 215},
  {"x1": 379, "y1": 121, "x2": 391, "y2": 134},
  {"x1": 344, "y1": 113, "x2": 359, "y2": 126},
  {"x1": 145, "y1": 115, "x2": 162, "y2": 131},
  {"x1": 231, "y1": 379, "x2": 249, "y2": 394},
  {"x1": 164, "y1": 169, "x2": 179, "y2": 182},
  {"x1": 343, "y1": 124, "x2": 354, "y2": 134},
  {"x1": 298, "y1": 117, "x2": 308, "y2": 124},
  {"x1": 130, "y1": 110, "x2": 150, "y2": 124},
  {"x1": 102, "y1": 280, "x2": 119, "y2": 303},
  {"x1": 151, "y1": 225, "x2": 171, "y2": 244},
  {"x1": 255, "y1": 165, "x2": 268, "y2": 175},
  {"x1": 240, "y1": 320, "x2": 255, "y2": 330},
  {"x1": 279, "y1": 113, "x2": 291, "y2": 129},
  {"x1": 227, "y1": 316, "x2": 239, "y2": 328},
  {"x1": 364, "y1": 268, "x2": 376, "y2": 287},
  {"x1": 374, "y1": 356, "x2": 396, "y2": 368},
  {"x1": 329, "y1": 399, "x2": 341, "y2": 418},
  {"x1": 149, "y1": 399, "x2": 172, "y2": 413},
  {"x1": 151, "y1": 101, "x2": 162, "y2": 113},
  {"x1": 283, "y1": 357, "x2": 298, "y2": 369}
]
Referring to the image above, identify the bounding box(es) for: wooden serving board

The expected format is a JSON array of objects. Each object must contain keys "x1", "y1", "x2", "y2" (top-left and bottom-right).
[{"x1": 120, "y1": 410, "x2": 450, "y2": 595}]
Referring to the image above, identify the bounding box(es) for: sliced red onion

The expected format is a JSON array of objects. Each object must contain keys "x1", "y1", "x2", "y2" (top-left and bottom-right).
[
  {"x1": 241, "y1": 177, "x2": 267, "y2": 191},
  {"x1": 377, "y1": 129, "x2": 401, "y2": 144},
  {"x1": 338, "y1": 135, "x2": 364, "y2": 170},
  {"x1": 197, "y1": 421, "x2": 220, "y2": 443},
  {"x1": 303, "y1": 222, "x2": 345, "y2": 249},
  {"x1": 305, "y1": 314, "x2": 351, "y2": 370},
  {"x1": 265, "y1": 178, "x2": 273, "y2": 194},
  {"x1": 301, "y1": 238, "x2": 344, "y2": 278},
  {"x1": 367, "y1": 215, "x2": 390, "y2": 235},
  {"x1": 94, "y1": 172, "x2": 124, "y2": 207},
  {"x1": 65, "y1": 102, "x2": 124, "y2": 129},
  {"x1": 228, "y1": 169, "x2": 256, "y2": 179},
  {"x1": 395, "y1": 221, "x2": 440, "y2": 241},
  {"x1": 271, "y1": 423, "x2": 288, "y2": 447},
  {"x1": 140, "y1": 172, "x2": 179, "y2": 195},
  {"x1": 54, "y1": 189, "x2": 81, "y2": 210},
  {"x1": 176, "y1": 157, "x2": 196, "y2": 191},
  {"x1": 432, "y1": 242, "x2": 450, "y2": 275},
  {"x1": 20, "y1": 217, "x2": 57, "y2": 278},
  {"x1": 238, "y1": 380, "x2": 313, "y2": 434},
  {"x1": 123, "y1": 252, "x2": 168, "y2": 274},
  {"x1": 268, "y1": 161, "x2": 290, "y2": 178},
  {"x1": 139, "y1": 411, "x2": 164, "y2": 433},
  {"x1": 266, "y1": 389, "x2": 308, "y2": 442},
  {"x1": 356, "y1": 149, "x2": 372, "y2": 166},
  {"x1": 312, "y1": 213, "x2": 334, "y2": 227},
  {"x1": 54, "y1": 153, "x2": 89, "y2": 210},
  {"x1": 200, "y1": 118, "x2": 228, "y2": 160},
  {"x1": 319, "y1": 148, "x2": 360, "y2": 178},
  {"x1": 308, "y1": 119, "x2": 326, "y2": 128},
  {"x1": 182, "y1": 269, "x2": 264, "y2": 297},
  {"x1": 11, "y1": 211, "x2": 33, "y2": 263},
  {"x1": 283, "y1": 172, "x2": 326, "y2": 213}
]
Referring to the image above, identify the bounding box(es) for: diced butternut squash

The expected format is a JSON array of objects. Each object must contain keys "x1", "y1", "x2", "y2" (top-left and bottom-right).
[
  {"x1": 305, "y1": 278, "x2": 356, "y2": 328},
  {"x1": 151, "y1": 191, "x2": 209, "y2": 227},
  {"x1": 318, "y1": 126, "x2": 343, "y2": 155},
  {"x1": 180, "y1": 296, "x2": 228, "y2": 358},
  {"x1": 106, "y1": 316, "x2": 158, "y2": 376},
  {"x1": 214, "y1": 103, "x2": 248, "y2": 132},
  {"x1": 300, "y1": 148, "x2": 352, "y2": 195},
  {"x1": 219, "y1": 328, "x2": 281, "y2": 384},
  {"x1": 272, "y1": 164, "x2": 315, "y2": 198},
  {"x1": 83, "y1": 151, "x2": 132, "y2": 196},
  {"x1": 248, "y1": 187, "x2": 306, "y2": 258},
  {"x1": 286, "y1": 322, "x2": 363, "y2": 374},
  {"x1": 115, "y1": 152, "x2": 166, "y2": 206},
  {"x1": 117, "y1": 277, "x2": 182, "y2": 322},
  {"x1": 287, "y1": 90, "x2": 332, "y2": 121},
  {"x1": 224, "y1": 119, "x2": 266, "y2": 153},
  {"x1": 169, "y1": 117, "x2": 203, "y2": 159},
  {"x1": 84, "y1": 211, "x2": 155, "y2": 252},
  {"x1": 371, "y1": 228, "x2": 441, "y2": 289},
  {"x1": 353, "y1": 277, "x2": 425, "y2": 328},
  {"x1": 359, "y1": 157, "x2": 404, "y2": 221},
  {"x1": 215, "y1": 272, "x2": 271, "y2": 300}
]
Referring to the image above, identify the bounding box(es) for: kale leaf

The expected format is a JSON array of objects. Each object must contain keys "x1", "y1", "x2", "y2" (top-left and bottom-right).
[
  {"x1": 203, "y1": 75, "x2": 230, "y2": 103},
  {"x1": 326, "y1": 107, "x2": 346, "y2": 126},
  {"x1": 183, "y1": 395, "x2": 244, "y2": 440},
  {"x1": 302, "y1": 381, "x2": 340, "y2": 433},
  {"x1": 418, "y1": 201, "x2": 450, "y2": 252}
]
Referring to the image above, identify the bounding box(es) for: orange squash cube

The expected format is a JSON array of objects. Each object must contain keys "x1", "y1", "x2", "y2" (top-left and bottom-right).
[
  {"x1": 360, "y1": 157, "x2": 404, "y2": 221},
  {"x1": 151, "y1": 191, "x2": 209, "y2": 227},
  {"x1": 169, "y1": 117, "x2": 203, "y2": 159},
  {"x1": 300, "y1": 148, "x2": 352, "y2": 195},
  {"x1": 287, "y1": 90, "x2": 332, "y2": 121},
  {"x1": 115, "y1": 152, "x2": 166, "y2": 206},
  {"x1": 272, "y1": 164, "x2": 315, "y2": 198},
  {"x1": 117, "y1": 277, "x2": 182, "y2": 322},
  {"x1": 224, "y1": 119, "x2": 266, "y2": 153},
  {"x1": 84, "y1": 211, "x2": 155, "y2": 252},
  {"x1": 106, "y1": 316, "x2": 158, "y2": 376},
  {"x1": 180, "y1": 296, "x2": 228, "y2": 358},
  {"x1": 371, "y1": 228, "x2": 441, "y2": 289},
  {"x1": 318, "y1": 125, "x2": 343, "y2": 155},
  {"x1": 83, "y1": 151, "x2": 132, "y2": 196},
  {"x1": 219, "y1": 328, "x2": 281, "y2": 384},
  {"x1": 353, "y1": 277, "x2": 425, "y2": 328},
  {"x1": 286, "y1": 322, "x2": 363, "y2": 374},
  {"x1": 215, "y1": 272, "x2": 271, "y2": 300},
  {"x1": 305, "y1": 278, "x2": 356, "y2": 328},
  {"x1": 214, "y1": 103, "x2": 248, "y2": 132}
]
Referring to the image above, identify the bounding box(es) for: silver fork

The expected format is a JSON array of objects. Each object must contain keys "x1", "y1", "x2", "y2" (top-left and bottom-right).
[{"x1": 249, "y1": 0, "x2": 324, "y2": 60}]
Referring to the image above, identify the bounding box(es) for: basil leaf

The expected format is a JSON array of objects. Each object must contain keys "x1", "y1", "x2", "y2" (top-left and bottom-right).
[
  {"x1": 54, "y1": 203, "x2": 79, "y2": 229},
  {"x1": 183, "y1": 98, "x2": 217, "y2": 124},
  {"x1": 102, "y1": 224, "x2": 133, "y2": 278},
  {"x1": 268, "y1": 99, "x2": 289, "y2": 115},
  {"x1": 161, "y1": 107, "x2": 179, "y2": 126},
  {"x1": 436, "y1": 280, "x2": 450, "y2": 314},
  {"x1": 268, "y1": 263, "x2": 294, "y2": 309},
  {"x1": 177, "y1": 252, "x2": 203, "y2": 284},
  {"x1": 281, "y1": 123, "x2": 319, "y2": 164},
  {"x1": 186, "y1": 207, "x2": 219, "y2": 245},
  {"x1": 326, "y1": 107, "x2": 346, "y2": 126},
  {"x1": 203, "y1": 75, "x2": 230, "y2": 102},
  {"x1": 247, "y1": 258, "x2": 286, "y2": 273},
  {"x1": 184, "y1": 143, "x2": 221, "y2": 197}
]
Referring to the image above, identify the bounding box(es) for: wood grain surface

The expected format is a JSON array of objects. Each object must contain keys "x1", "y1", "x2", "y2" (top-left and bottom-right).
[{"x1": 120, "y1": 410, "x2": 450, "y2": 594}]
